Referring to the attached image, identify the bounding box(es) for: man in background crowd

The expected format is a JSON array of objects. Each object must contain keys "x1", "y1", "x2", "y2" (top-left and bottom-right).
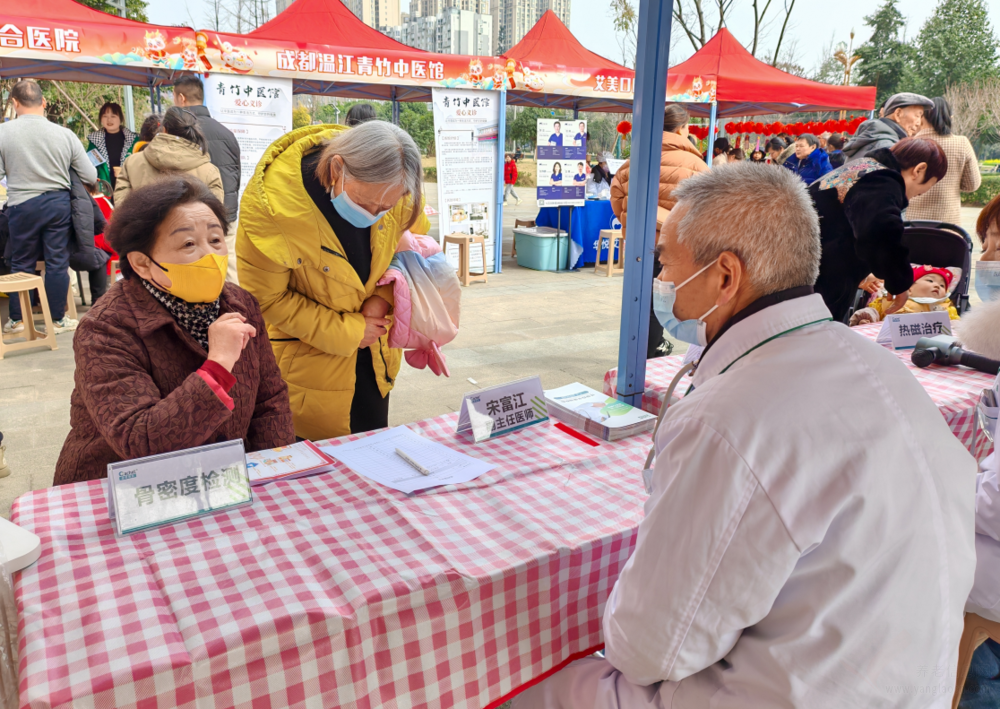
[
  {"x1": 784, "y1": 134, "x2": 833, "y2": 184},
  {"x1": 843, "y1": 92, "x2": 933, "y2": 161},
  {"x1": 0, "y1": 79, "x2": 96, "y2": 335},
  {"x1": 172, "y1": 75, "x2": 241, "y2": 283}
]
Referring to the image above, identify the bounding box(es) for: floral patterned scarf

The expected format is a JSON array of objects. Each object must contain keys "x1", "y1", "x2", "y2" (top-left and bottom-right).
[{"x1": 142, "y1": 279, "x2": 219, "y2": 351}]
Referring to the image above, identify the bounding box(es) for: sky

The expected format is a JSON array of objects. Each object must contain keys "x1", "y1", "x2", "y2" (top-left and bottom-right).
[{"x1": 146, "y1": 0, "x2": 1000, "y2": 79}]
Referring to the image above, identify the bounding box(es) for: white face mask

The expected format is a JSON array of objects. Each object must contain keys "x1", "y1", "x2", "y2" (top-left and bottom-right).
[
  {"x1": 910, "y1": 295, "x2": 949, "y2": 305},
  {"x1": 330, "y1": 170, "x2": 390, "y2": 228},
  {"x1": 651, "y1": 262, "x2": 719, "y2": 347}
]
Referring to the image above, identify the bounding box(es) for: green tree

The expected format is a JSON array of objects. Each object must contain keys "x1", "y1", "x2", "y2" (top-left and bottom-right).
[
  {"x1": 854, "y1": 0, "x2": 915, "y2": 107},
  {"x1": 397, "y1": 103, "x2": 434, "y2": 156},
  {"x1": 912, "y1": 0, "x2": 1000, "y2": 97},
  {"x1": 76, "y1": 0, "x2": 149, "y2": 23}
]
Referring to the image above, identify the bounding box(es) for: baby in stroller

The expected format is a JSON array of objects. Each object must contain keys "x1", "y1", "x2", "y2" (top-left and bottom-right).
[{"x1": 849, "y1": 264, "x2": 960, "y2": 326}]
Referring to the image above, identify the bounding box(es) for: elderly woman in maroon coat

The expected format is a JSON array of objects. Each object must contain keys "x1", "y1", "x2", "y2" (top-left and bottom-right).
[{"x1": 55, "y1": 176, "x2": 294, "y2": 486}]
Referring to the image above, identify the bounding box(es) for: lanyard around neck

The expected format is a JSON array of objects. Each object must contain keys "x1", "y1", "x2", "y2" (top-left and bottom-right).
[{"x1": 716, "y1": 318, "x2": 833, "y2": 375}]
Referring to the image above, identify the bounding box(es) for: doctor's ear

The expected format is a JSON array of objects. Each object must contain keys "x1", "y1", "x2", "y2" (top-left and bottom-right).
[{"x1": 716, "y1": 251, "x2": 745, "y2": 301}]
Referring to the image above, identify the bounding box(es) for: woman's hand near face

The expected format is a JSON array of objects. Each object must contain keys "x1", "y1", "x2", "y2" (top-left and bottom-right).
[{"x1": 207, "y1": 312, "x2": 257, "y2": 372}]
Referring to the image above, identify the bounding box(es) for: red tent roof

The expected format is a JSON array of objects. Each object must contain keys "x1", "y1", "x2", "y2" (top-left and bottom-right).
[
  {"x1": 504, "y1": 10, "x2": 627, "y2": 74},
  {"x1": 667, "y1": 28, "x2": 875, "y2": 116},
  {"x1": 247, "y1": 0, "x2": 419, "y2": 52}
]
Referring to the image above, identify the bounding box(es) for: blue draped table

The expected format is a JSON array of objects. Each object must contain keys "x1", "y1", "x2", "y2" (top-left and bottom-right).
[{"x1": 535, "y1": 200, "x2": 619, "y2": 269}]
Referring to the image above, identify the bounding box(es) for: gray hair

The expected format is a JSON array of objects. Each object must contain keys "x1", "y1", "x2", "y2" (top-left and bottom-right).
[
  {"x1": 670, "y1": 162, "x2": 820, "y2": 293},
  {"x1": 317, "y1": 120, "x2": 423, "y2": 229}
]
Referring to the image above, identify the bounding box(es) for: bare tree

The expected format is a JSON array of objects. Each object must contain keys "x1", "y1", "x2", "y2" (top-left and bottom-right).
[
  {"x1": 203, "y1": 0, "x2": 227, "y2": 31},
  {"x1": 611, "y1": 0, "x2": 799, "y2": 64},
  {"x1": 609, "y1": 0, "x2": 638, "y2": 68},
  {"x1": 768, "y1": 0, "x2": 796, "y2": 67},
  {"x1": 945, "y1": 77, "x2": 1000, "y2": 143}
]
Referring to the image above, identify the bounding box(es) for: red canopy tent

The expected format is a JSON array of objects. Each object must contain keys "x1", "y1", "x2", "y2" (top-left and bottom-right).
[
  {"x1": 665, "y1": 28, "x2": 876, "y2": 118},
  {"x1": 0, "y1": 0, "x2": 196, "y2": 87},
  {"x1": 501, "y1": 10, "x2": 634, "y2": 112},
  {"x1": 204, "y1": 0, "x2": 481, "y2": 103}
]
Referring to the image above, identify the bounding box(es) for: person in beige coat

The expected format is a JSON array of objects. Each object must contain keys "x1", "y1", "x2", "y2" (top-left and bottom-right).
[
  {"x1": 610, "y1": 104, "x2": 709, "y2": 358},
  {"x1": 114, "y1": 106, "x2": 224, "y2": 207},
  {"x1": 610, "y1": 104, "x2": 709, "y2": 233},
  {"x1": 906, "y1": 97, "x2": 981, "y2": 225}
]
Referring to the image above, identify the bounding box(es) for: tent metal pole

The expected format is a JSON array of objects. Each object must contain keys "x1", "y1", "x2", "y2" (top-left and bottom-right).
[
  {"x1": 493, "y1": 87, "x2": 508, "y2": 274},
  {"x1": 706, "y1": 101, "x2": 717, "y2": 167},
  {"x1": 573, "y1": 102, "x2": 578, "y2": 119},
  {"x1": 391, "y1": 86, "x2": 399, "y2": 125},
  {"x1": 615, "y1": 0, "x2": 673, "y2": 406}
]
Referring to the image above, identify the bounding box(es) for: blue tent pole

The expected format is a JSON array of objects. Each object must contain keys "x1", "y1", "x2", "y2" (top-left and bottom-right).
[
  {"x1": 615, "y1": 0, "x2": 673, "y2": 406},
  {"x1": 493, "y1": 88, "x2": 508, "y2": 274},
  {"x1": 706, "y1": 101, "x2": 718, "y2": 167}
]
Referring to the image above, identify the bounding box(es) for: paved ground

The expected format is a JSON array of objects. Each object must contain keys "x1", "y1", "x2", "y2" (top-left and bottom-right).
[{"x1": 0, "y1": 196, "x2": 985, "y2": 519}]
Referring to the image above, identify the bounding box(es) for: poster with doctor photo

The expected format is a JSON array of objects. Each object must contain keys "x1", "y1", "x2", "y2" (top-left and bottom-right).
[
  {"x1": 537, "y1": 159, "x2": 586, "y2": 206},
  {"x1": 536, "y1": 118, "x2": 586, "y2": 160}
]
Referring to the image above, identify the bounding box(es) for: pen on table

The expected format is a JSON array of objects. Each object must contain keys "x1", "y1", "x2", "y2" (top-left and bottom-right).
[{"x1": 395, "y1": 448, "x2": 432, "y2": 476}]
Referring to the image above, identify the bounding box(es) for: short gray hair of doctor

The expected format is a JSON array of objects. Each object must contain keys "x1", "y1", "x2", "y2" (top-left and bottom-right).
[
  {"x1": 317, "y1": 120, "x2": 424, "y2": 229},
  {"x1": 670, "y1": 161, "x2": 821, "y2": 293}
]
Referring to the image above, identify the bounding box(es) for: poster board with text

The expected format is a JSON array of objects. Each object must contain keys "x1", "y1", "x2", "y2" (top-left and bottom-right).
[{"x1": 431, "y1": 88, "x2": 499, "y2": 273}]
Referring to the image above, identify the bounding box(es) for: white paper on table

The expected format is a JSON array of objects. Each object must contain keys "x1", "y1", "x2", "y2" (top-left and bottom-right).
[{"x1": 316, "y1": 426, "x2": 495, "y2": 494}]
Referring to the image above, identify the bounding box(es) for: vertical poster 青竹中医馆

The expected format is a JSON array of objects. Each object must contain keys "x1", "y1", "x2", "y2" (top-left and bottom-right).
[{"x1": 432, "y1": 88, "x2": 500, "y2": 273}]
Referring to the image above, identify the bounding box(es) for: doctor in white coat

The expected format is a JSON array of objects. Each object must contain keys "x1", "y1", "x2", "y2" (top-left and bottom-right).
[{"x1": 513, "y1": 163, "x2": 976, "y2": 709}]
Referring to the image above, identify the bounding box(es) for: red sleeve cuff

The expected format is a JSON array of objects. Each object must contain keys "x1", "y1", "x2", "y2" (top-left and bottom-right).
[{"x1": 197, "y1": 361, "x2": 237, "y2": 411}]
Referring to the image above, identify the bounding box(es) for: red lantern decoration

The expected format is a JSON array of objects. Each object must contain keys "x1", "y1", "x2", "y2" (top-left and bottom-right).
[
  {"x1": 734, "y1": 121, "x2": 744, "y2": 133},
  {"x1": 725, "y1": 121, "x2": 736, "y2": 133},
  {"x1": 617, "y1": 120, "x2": 632, "y2": 136},
  {"x1": 824, "y1": 119, "x2": 837, "y2": 132}
]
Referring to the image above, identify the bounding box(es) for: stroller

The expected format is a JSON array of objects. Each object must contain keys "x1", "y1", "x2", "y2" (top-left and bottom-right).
[{"x1": 845, "y1": 220, "x2": 974, "y2": 324}]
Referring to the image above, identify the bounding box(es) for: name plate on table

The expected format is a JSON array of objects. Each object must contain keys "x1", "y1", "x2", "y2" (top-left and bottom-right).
[
  {"x1": 875, "y1": 312, "x2": 952, "y2": 349},
  {"x1": 457, "y1": 376, "x2": 549, "y2": 442},
  {"x1": 106, "y1": 440, "x2": 252, "y2": 536}
]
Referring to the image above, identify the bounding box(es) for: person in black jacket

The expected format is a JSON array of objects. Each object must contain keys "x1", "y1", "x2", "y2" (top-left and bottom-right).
[
  {"x1": 68, "y1": 173, "x2": 110, "y2": 303},
  {"x1": 810, "y1": 137, "x2": 948, "y2": 323},
  {"x1": 172, "y1": 75, "x2": 241, "y2": 283}
]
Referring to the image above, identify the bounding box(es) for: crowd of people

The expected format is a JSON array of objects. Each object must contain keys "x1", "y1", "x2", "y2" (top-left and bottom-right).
[
  {"x1": 609, "y1": 91, "x2": 986, "y2": 358},
  {"x1": 3, "y1": 75, "x2": 1000, "y2": 707}
]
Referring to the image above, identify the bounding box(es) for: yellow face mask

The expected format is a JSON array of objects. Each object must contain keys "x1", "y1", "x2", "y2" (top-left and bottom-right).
[{"x1": 152, "y1": 253, "x2": 228, "y2": 303}]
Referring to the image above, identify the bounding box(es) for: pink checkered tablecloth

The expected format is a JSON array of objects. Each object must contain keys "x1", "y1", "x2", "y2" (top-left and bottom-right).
[
  {"x1": 12, "y1": 414, "x2": 652, "y2": 709},
  {"x1": 604, "y1": 322, "x2": 996, "y2": 460}
]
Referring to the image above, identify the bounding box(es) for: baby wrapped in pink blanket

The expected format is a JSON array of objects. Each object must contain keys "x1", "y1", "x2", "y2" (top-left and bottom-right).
[{"x1": 376, "y1": 231, "x2": 461, "y2": 376}]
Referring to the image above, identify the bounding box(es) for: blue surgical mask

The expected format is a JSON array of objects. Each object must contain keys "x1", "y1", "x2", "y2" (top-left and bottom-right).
[
  {"x1": 330, "y1": 171, "x2": 390, "y2": 228},
  {"x1": 975, "y1": 263, "x2": 1000, "y2": 303},
  {"x1": 651, "y1": 262, "x2": 719, "y2": 346}
]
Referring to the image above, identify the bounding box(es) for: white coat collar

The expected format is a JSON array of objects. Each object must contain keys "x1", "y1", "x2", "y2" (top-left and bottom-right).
[{"x1": 692, "y1": 293, "x2": 832, "y2": 388}]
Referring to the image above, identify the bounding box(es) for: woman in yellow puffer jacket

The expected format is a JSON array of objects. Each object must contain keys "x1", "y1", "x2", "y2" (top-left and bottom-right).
[{"x1": 237, "y1": 121, "x2": 429, "y2": 441}]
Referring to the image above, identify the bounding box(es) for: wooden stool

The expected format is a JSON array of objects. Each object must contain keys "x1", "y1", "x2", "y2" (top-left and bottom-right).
[
  {"x1": 594, "y1": 228, "x2": 625, "y2": 277},
  {"x1": 35, "y1": 261, "x2": 77, "y2": 319},
  {"x1": 953, "y1": 613, "x2": 1000, "y2": 708},
  {"x1": 443, "y1": 233, "x2": 488, "y2": 287},
  {"x1": 0, "y1": 273, "x2": 58, "y2": 359},
  {"x1": 512, "y1": 219, "x2": 536, "y2": 258}
]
